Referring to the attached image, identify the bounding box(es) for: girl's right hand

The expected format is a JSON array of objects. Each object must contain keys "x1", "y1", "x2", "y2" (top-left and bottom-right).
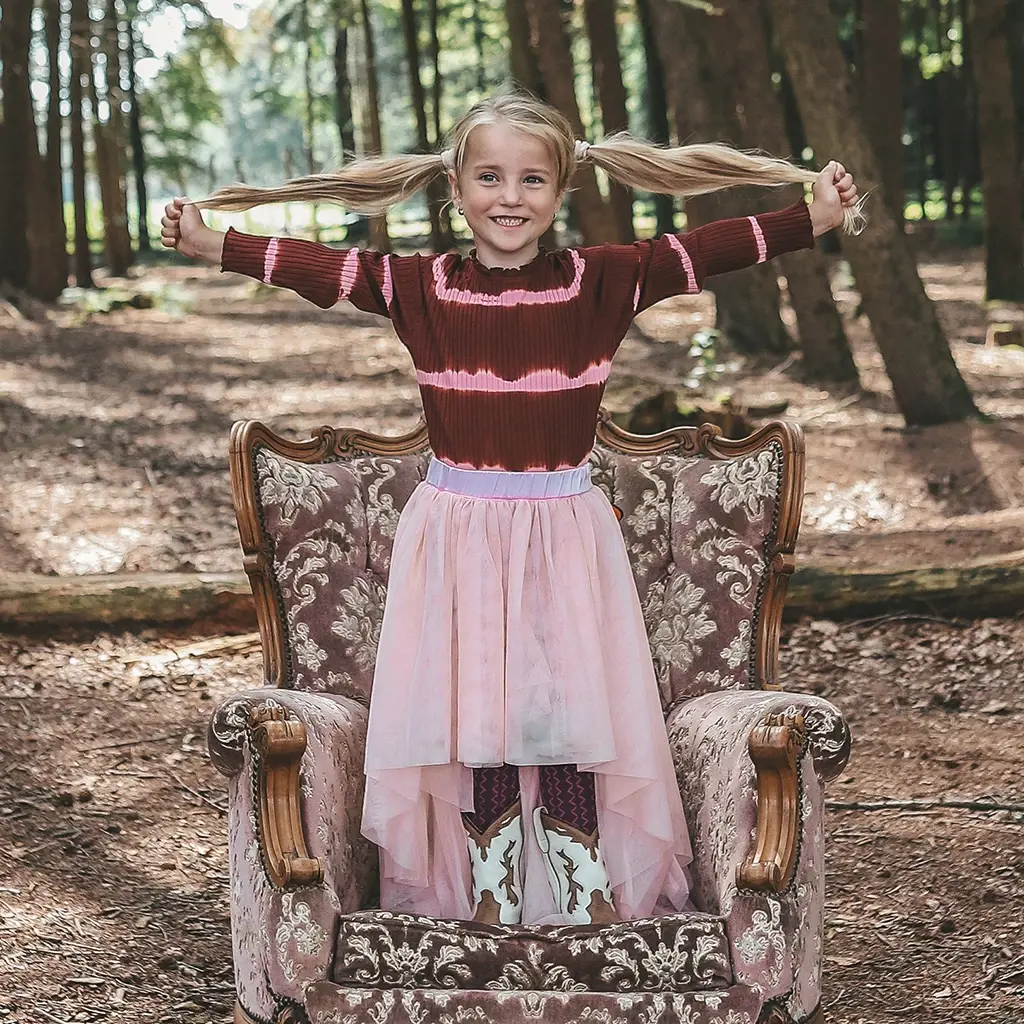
[{"x1": 160, "y1": 197, "x2": 223, "y2": 264}]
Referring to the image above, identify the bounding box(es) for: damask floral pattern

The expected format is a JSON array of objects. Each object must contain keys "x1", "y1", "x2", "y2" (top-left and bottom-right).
[
  {"x1": 254, "y1": 448, "x2": 429, "y2": 700},
  {"x1": 254, "y1": 442, "x2": 781, "y2": 707},
  {"x1": 209, "y1": 688, "x2": 376, "y2": 1020},
  {"x1": 667, "y1": 689, "x2": 850, "y2": 1021},
  {"x1": 215, "y1": 433, "x2": 848, "y2": 1024},
  {"x1": 590, "y1": 444, "x2": 782, "y2": 705},
  {"x1": 304, "y1": 979, "x2": 765, "y2": 1024},
  {"x1": 331, "y1": 910, "x2": 732, "y2": 993}
]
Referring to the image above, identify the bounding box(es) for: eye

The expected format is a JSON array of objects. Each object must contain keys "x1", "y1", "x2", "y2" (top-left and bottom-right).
[
  {"x1": 524, "y1": 175, "x2": 545, "y2": 185},
  {"x1": 479, "y1": 172, "x2": 498, "y2": 183}
]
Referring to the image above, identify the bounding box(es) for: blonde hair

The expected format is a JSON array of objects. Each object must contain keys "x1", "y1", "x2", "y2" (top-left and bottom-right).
[{"x1": 198, "y1": 91, "x2": 864, "y2": 234}]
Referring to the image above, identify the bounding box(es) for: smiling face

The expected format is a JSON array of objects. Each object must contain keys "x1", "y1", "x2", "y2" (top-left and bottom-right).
[{"x1": 449, "y1": 122, "x2": 563, "y2": 269}]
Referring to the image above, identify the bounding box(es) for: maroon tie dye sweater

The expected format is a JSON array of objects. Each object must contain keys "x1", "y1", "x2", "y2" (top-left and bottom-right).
[{"x1": 221, "y1": 200, "x2": 814, "y2": 471}]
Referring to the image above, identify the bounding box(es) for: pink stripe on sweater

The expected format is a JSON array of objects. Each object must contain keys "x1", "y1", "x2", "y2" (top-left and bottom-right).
[
  {"x1": 337, "y1": 248, "x2": 360, "y2": 303},
  {"x1": 262, "y1": 238, "x2": 279, "y2": 285},
  {"x1": 417, "y1": 361, "x2": 610, "y2": 393},
  {"x1": 666, "y1": 235, "x2": 700, "y2": 294},
  {"x1": 432, "y1": 250, "x2": 586, "y2": 306},
  {"x1": 748, "y1": 216, "x2": 767, "y2": 263},
  {"x1": 381, "y1": 254, "x2": 393, "y2": 307}
]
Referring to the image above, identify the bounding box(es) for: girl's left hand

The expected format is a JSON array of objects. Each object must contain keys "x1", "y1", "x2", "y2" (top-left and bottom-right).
[{"x1": 809, "y1": 161, "x2": 858, "y2": 236}]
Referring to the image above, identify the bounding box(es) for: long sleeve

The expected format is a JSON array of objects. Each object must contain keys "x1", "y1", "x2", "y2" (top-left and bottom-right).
[
  {"x1": 632, "y1": 199, "x2": 815, "y2": 312},
  {"x1": 220, "y1": 227, "x2": 396, "y2": 317}
]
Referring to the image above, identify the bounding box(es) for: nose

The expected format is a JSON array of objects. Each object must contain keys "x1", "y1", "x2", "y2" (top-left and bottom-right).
[{"x1": 498, "y1": 180, "x2": 523, "y2": 207}]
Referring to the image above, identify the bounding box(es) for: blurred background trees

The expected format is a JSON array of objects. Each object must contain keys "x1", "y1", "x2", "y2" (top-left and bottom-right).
[{"x1": 1, "y1": 0, "x2": 1022, "y2": 423}]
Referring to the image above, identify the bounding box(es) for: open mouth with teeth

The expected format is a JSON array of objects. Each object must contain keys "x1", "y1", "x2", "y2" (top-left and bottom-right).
[{"x1": 492, "y1": 216, "x2": 528, "y2": 228}]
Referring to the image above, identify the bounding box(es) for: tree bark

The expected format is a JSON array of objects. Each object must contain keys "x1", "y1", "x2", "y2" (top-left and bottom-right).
[
  {"x1": 635, "y1": 0, "x2": 675, "y2": 237},
  {"x1": 970, "y1": 0, "x2": 1024, "y2": 299},
  {"x1": 766, "y1": 0, "x2": 978, "y2": 425},
  {"x1": 581, "y1": 0, "x2": 634, "y2": 241},
  {"x1": 29, "y1": 0, "x2": 69, "y2": 299},
  {"x1": 125, "y1": 17, "x2": 150, "y2": 251},
  {"x1": 333, "y1": 18, "x2": 357, "y2": 158},
  {"x1": 650, "y1": 0, "x2": 792, "y2": 356},
  {"x1": 526, "y1": 0, "x2": 617, "y2": 243},
  {"x1": 429, "y1": 0, "x2": 442, "y2": 145},
  {"x1": 89, "y1": 0, "x2": 132, "y2": 276},
  {"x1": 505, "y1": 0, "x2": 544, "y2": 92},
  {"x1": 859, "y1": 0, "x2": 904, "y2": 225},
  {"x1": 0, "y1": 0, "x2": 34, "y2": 290},
  {"x1": 714, "y1": 0, "x2": 858, "y2": 383},
  {"x1": 69, "y1": 0, "x2": 94, "y2": 287},
  {"x1": 360, "y1": 0, "x2": 392, "y2": 252},
  {"x1": 471, "y1": 0, "x2": 487, "y2": 91},
  {"x1": 400, "y1": 0, "x2": 454, "y2": 251}
]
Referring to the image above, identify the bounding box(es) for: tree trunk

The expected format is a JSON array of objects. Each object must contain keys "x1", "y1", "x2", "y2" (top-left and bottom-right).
[
  {"x1": 360, "y1": 0, "x2": 392, "y2": 252},
  {"x1": 471, "y1": 0, "x2": 486, "y2": 92},
  {"x1": 505, "y1": 0, "x2": 544, "y2": 92},
  {"x1": 334, "y1": 20, "x2": 356, "y2": 158},
  {"x1": 912, "y1": 1, "x2": 930, "y2": 221},
  {"x1": 429, "y1": 0, "x2": 442, "y2": 145},
  {"x1": 89, "y1": 0, "x2": 132, "y2": 276},
  {"x1": 650, "y1": 0, "x2": 792, "y2": 356},
  {"x1": 30, "y1": 0, "x2": 69, "y2": 299},
  {"x1": 970, "y1": 0, "x2": 1024, "y2": 299},
  {"x1": 766, "y1": 0, "x2": 978, "y2": 425},
  {"x1": 399, "y1": 0, "x2": 454, "y2": 250},
  {"x1": 125, "y1": 17, "x2": 150, "y2": 251},
  {"x1": 581, "y1": 0, "x2": 634, "y2": 241},
  {"x1": 635, "y1": 0, "x2": 675, "y2": 237},
  {"x1": 859, "y1": 0, "x2": 904, "y2": 224},
  {"x1": 526, "y1": 0, "x2": 617, "y2": 243},
  {"x1": 0, "y1": 0, "x2": 34, "y2": 289},
  {"x1": 960, "y1": 0, "x2": 977, "y2": 223},
  {"x1": 714, "y1": 0, "x2": 858, "y2": 382},
  {"x1": 69, "y1": 0, "x2": 94, "y2": 287}
]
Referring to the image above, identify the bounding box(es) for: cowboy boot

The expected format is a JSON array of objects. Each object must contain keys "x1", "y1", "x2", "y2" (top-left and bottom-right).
[
  {"x1": 532, "y1": 806, "x2": 620, "y2": 924},
  {"x1": 463, "y1": 800, "x2": 525, "y2": 925}
]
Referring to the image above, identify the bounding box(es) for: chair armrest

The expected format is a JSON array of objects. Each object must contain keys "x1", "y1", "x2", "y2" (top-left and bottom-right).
[
  {"x1": 207, "y1": 688, "x2": 373, "y2": 1018},
  {"x1": 667, "y1": 689, "x2": 851, "y2": 1019}
]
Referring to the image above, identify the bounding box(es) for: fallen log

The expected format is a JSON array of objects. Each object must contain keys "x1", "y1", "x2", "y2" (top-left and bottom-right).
[
  {"x1": 0, "y1": 571, "x2": 256, "y2": 632},
  {"x1": 788, "y1": 548, "x2": 1024, "y2": 619},
  {"x1": 1, "y1": 549, "x2": 1023, "y2": 633}
]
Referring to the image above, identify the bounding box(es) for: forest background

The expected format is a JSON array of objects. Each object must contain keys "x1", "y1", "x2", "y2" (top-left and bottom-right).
[{"x1": 2, "y1": 2, "x2": 1024, "y2": 1022}]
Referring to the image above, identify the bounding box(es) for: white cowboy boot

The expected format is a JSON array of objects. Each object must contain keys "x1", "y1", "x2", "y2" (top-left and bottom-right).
[
  {"x1": 532, "y1": 806, "x2": 619, "y2": 924},
  {"x1": 463, "y1": 801, "x2": 525, "y2": 925}
]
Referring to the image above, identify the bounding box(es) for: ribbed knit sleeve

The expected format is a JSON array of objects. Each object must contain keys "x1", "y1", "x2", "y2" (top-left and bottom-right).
[
  {"x1": 220, "y1": 227, "x2": 396, "y2": 317},
  {"x1": 632, "y1": 200, "x2": 815, "y2": 312}
]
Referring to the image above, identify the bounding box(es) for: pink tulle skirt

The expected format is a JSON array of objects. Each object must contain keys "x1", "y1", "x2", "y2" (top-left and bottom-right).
[{"x1": 360, "y1": 462, "x2": 693, "y2": 925}]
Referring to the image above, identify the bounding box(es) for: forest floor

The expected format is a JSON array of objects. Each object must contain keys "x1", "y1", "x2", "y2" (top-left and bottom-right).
[{"x1": 0, "y1": 246, "x2": 1023, "y2": 1022}]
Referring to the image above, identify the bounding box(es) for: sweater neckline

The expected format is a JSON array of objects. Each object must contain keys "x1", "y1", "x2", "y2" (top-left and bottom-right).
[{"x1": 466, "y1": 246, "x2": 551, "y2": 276}]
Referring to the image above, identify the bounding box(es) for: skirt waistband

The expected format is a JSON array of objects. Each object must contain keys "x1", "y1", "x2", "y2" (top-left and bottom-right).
[{"x1": 425, "y1": 458, "x2": 592, "y2": 499}]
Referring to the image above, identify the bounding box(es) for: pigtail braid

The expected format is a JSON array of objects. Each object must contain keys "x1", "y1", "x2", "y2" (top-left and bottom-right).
[
  {"x1": 195, "y1": 153, "x2": 447, "y2": 215},
  {"x1": 585, "y1": 133, "x2": 866, "y2": 235}
]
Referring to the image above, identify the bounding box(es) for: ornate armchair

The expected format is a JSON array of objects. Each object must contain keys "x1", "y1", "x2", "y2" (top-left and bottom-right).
[{"x1": 208, "y1": 412, "x2": 851, "y2": 1024}]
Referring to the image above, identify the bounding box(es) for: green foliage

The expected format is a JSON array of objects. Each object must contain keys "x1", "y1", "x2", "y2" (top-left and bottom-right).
[{"x1": 684, "y1": 330, "x2": 722, "y2": 391}]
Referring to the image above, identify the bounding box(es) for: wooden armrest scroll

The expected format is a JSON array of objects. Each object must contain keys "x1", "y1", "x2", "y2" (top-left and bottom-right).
[
  {"x1": 737, "y1": 712, "x2": 805, "y2": 893},
  {"x1": 249, "y1": 706, "x2": 324, "y2": 889}
]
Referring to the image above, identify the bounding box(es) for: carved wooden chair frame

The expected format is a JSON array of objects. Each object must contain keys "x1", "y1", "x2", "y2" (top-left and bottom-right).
[{"x1": 227, "y1": 410, "x2": 808, "y2": 920}]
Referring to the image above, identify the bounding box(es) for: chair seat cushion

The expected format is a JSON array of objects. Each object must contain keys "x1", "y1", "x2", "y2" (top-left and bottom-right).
[{"x1": 331, "y1": 910, "x2": 733, "y2": 993}]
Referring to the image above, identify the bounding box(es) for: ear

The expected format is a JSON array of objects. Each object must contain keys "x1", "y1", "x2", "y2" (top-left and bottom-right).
[{"x1": 446, "y1": 170, "x2": 460, "y2": 206}]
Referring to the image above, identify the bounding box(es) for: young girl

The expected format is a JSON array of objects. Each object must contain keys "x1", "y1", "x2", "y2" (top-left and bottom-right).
[{"x1": 163, "y1": 92, "x2": 859, "y2": 928}]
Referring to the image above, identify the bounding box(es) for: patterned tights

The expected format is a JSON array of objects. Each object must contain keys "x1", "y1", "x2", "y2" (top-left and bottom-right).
[{"x1": 463, "y1": 764, "x2": 598, "y2": 835}]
